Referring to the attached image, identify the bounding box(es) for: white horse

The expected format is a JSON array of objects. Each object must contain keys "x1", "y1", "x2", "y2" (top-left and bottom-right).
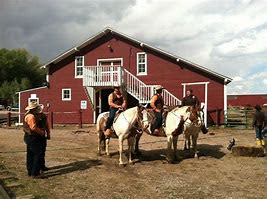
[
  {"x1": 96, "y1": 106, "x2": 143, "y2": 165},
  {"x1": 140, "y1": 106, "x2": 204, "y2": 162}
]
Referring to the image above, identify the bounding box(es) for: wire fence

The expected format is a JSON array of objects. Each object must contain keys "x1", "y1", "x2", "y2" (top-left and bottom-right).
[
  {"x1": 224, "y1": 107, "x2": 267, "y2": 129},
  {"x1": 1, "y1": 107, "x2": 266, "y2": 130},
  {"x1": 0, "y1": 111, "x2": 85, "y2": 129}
]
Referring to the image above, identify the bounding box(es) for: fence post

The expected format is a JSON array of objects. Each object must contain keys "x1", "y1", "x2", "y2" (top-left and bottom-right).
[
  {"x1": 245, "y1": 110, "x2": 248, "y2": 129},
  {"x1": 50, "y1": 112, "x2": 54, "y2": 129},
  {"x1": 79, "y1": 109, "x2": 82, "y2": 129},
  {"x1": 7, "y1": 112, "x2": 11, "y2": 127}
]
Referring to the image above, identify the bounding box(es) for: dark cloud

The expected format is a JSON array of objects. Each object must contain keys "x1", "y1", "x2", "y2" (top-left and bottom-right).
[{"x1": 0, "y1": 0, "x2": 136, "y2": 63}]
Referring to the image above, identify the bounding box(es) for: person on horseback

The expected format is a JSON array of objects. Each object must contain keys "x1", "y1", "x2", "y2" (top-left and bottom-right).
[
  {"x1": 150, "y1": 85, "x2": 165, "y2": 136},
  {"x1": 181, "y1": 89, "x2": 200, "y2": 107},
  {"x1": 181, "y1": 89, "x2": 208, "y2": 134},
  {"x1": 104, "y1": 86, "x2": 127, "y2": 138}
]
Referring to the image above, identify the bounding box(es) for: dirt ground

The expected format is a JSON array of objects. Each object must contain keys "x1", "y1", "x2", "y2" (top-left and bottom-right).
[{"x1": 0, "y1": 126, "x2": 266, "y2": 199}]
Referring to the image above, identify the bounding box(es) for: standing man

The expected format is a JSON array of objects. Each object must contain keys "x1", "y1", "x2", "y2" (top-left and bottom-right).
[
  {"x1": 150, "y1": 85, "x2": 164, "y2": 135},
  {"x1": 23, "y1": 101, "x2": 45, "y2": 178},
  {"x1": 252, "y1": 104, "x2": 265, "y2": 146},
  {"x1": 181, "y1": 89, "x2": 208, "y2": 134},
  {"x1": 37, "y1": 104, "x2": 51, "y2": 172},
  {"x1": 181, "y1": 89, "x2": 200, "y2": 107},
  {"x1": 104, "y1": 86, "x2": 127, "y2": 138}
]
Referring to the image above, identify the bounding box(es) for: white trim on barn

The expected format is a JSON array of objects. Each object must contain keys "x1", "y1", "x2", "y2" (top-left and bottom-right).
[
  {"x1": 136, "y1": 52, "x2": 147, "y2": 76},
  {"x1": 181, "y1": 81, "x2": 210, "y2": 127},
  {"x1": 17, "y1": 86, "x2": 48, "y2": 94},
  {"x1": 62, "y1": 88, "x2": 72, "y2": 101},
  {"x1": 224, "y1": 79, "x2": 228, "y2": 124},
  {"x1": 96, "y1": 57, "x2": 123, "y2": 66},
  {"x1": 75, "y1": 56, "x2": 84, "y2": 78}
]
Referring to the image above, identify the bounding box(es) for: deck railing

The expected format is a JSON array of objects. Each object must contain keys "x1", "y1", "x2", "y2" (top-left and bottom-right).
[{"x1": 83, "y1": 65, "x2": 181, "y2": 106}]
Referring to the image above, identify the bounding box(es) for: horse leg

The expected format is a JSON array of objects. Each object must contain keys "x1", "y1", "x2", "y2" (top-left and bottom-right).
[
  {"x1": 192, "y1": 134, "x2": 199, "y2": 158},
  {"x1": 118, "y1": 136, "x2": 124, "y2": 165},
  {"x1": 172, "y1": 135, "x2": 179, "y2": 161},
  {"x1": 184, "y1": 133, "x2": 189, "y2": 150},
  {"x1": 105, "y1": 138, "x2": 111, "y2": 156},
  {"x1": 128, "y1": 136, "x2": 135, "y2": 164},
  {"x1": 98, "y1": 131, "x2": 105, "y2": 155},
  {"x1": 97, "y1": 132, "x2": 102, "y2": 155},
  {"x1": 134, "y1": 133, "x2": 142, "y2": 156},
  {"x1": 166, "y1": 135, "x2": 173, "y2": 163}
]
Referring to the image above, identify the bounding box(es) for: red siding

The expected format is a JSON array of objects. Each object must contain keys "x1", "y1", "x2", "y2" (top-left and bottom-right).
[
  {"x1": 228, "y1": 95, "x2": 267, "y2": 107},
  {"x1": 19, "y1": 34, "x2": 226, "y2": 125}
]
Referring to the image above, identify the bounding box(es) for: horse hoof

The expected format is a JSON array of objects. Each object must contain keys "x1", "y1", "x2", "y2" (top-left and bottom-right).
[
  {"x1": 119, "y1": 163, "x2": 126, "y2": 167},
  {"x1": 129, "y1": 159, "x2": 136, "y2": 165},
  {"x1": 195, "y1": 152, "x2": 200, "y2": 159},
  {"x1": 97, "y1": 152, "x2": 102, "y2": 156}
]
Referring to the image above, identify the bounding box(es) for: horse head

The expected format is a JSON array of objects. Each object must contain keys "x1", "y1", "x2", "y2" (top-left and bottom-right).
[{"x1": 186, "y1": 106, "x2": 203, "y2": 127}]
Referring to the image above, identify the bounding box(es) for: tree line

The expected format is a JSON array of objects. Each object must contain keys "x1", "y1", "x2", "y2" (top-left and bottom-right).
[{"x1": 0, "y1": 48, "x2": 45, "y2": 107}]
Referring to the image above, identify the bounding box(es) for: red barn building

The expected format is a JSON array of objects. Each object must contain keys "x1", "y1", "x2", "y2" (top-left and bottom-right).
[
  {"x1": 18, "y1": 28, "x2": 232, "y2": 126},
  {"x1": 228, "y1": 94, "x2": 267, "y2": 108}
]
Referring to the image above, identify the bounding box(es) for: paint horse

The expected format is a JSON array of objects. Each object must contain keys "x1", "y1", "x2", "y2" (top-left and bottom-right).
[
  {"x1": 182, "y1": 106, "x2": 205, "y2": 158},
  {"x1": 96, "y1": 106, "x2": 143, "y2": 165},
  {"x1": 140, "y1": 106, "x2": 204, "y2": 162}
]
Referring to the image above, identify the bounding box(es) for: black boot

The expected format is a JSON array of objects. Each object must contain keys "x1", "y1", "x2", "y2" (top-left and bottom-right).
[{"x1": 201, "y1": 125, "x2": 208, "y2": 134}]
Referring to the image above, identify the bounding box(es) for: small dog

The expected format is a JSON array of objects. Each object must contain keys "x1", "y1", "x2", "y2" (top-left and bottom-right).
[{"x1": 227, "y1": 138, "x2": 235, "y2": 151}]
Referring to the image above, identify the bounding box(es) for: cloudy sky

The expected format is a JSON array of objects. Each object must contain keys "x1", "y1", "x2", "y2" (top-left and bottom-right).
[{"x1": 0, "y1": 0, "x2": 267, "y2": 94}]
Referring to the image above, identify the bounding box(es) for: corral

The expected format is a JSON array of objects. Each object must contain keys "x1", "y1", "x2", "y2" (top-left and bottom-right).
[{"x1": 0, "y1": 127, "x2": 266, "y2": 199}]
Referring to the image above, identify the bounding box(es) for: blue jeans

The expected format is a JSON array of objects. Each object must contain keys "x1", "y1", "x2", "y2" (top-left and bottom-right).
[
  {"x1": 105, "y1": 108, "x2": 118, "y2": 130},
  {"x1": 255, "y1": 126, "x2": 263, "y2": 139},
  {"x1": 151, "y1": 111, "x2": 163, "y2": 132}
]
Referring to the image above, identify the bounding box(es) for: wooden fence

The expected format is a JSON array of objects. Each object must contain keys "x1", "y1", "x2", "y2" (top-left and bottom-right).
[{"x1": 225, "y1": 107, "x2": 267, "y2": 129}]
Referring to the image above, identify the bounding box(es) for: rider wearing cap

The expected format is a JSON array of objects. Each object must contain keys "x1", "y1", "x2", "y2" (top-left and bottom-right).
[{"x1": 150, "y1": 85, "x2": 164, "y2": 135}]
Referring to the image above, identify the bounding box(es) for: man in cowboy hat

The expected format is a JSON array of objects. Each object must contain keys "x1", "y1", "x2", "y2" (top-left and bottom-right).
[
  {"x1": 104, "y1": 86, "x2": 127, "y2": 138},
  {"x1": 150, "y1": 85, "x2": 165, "y2": 135},
  {"x1": 23, "y1": 101, "x2": 46, "y2": 178}
]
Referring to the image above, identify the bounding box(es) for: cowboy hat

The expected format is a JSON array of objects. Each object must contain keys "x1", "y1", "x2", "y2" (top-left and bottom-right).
[
  {"x1": 155, "y1": 85, "x2": 164, "y2": 90},
  {"x1": 25, "y1": 101, "x2": 40, "y2": 110}
]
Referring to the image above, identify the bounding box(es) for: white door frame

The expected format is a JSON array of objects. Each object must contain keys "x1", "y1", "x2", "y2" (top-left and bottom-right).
[{"x1": 181, "y1": 81, "x2": 210, "y2": 127}]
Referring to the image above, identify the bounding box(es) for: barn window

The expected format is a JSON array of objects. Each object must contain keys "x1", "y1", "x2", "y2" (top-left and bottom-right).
[
  {"x1": 62, "y1": 88, "x2": 71, "y2": 101},
  {"x1": 75, "y1": 56, "x2": 84, "y2": 78},
  {"x1": 28, "y1": 94, "x2": 39, "y2": 105},
  {"x1": 137, "y1": 52, "x2": 147, "y2": 76}
]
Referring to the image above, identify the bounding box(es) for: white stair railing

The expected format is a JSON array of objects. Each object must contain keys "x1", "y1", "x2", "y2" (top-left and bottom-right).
[
  {"x1": 124, "y1": 69, "x2": 181, "y2": 106},
  {"x1": 83, "y1": 66, "x2": 181, "y2": 106}
]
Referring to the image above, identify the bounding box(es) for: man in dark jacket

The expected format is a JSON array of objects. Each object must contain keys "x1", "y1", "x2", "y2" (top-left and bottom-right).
[
  {"x1": 37, "y1": 104, "x2": 51, "y2": 172},
  {"x1": 181, "y1": 89, "x2": 208, "y2": 134},
  {"x1": 253, "y1": 104, "x2": 265, "y2": 146},
  {"x1": 181, "y1": 89, "x2": 200, "y2": 107},
  {"x1": 23, "y1": 101, "x2": 45, "y2": 178}
]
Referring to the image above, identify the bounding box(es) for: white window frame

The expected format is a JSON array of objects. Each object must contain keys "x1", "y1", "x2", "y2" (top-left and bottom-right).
[
  {"x1": 28, "y1": 94, "x2": 39, "y2": 105},
  {"x1": 75, "y1": 56, "x2": 84, "y2": 78},
  {"x1": 136, "y1": 52, "x2": 147, "y2": 76},
  {"x1": 62, "y1": 88, "x2": 71, "y2": 101}
]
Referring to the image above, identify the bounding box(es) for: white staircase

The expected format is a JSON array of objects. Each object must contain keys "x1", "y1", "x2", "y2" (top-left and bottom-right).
[{"x1": 83, "y1": 65, "x2": 181, "y2": 106}]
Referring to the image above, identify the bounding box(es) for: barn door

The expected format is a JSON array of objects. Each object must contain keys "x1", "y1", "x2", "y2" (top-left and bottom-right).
[{"x1": 182, "y1": 82, "x2": 209, "y2": 127}]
